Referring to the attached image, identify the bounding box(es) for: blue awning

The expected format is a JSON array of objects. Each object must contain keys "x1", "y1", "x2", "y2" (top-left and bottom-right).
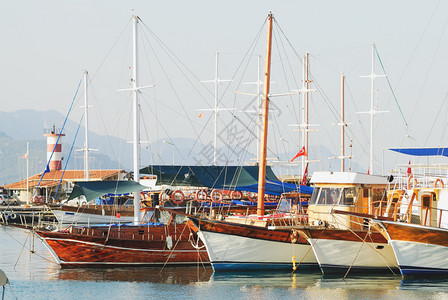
[
  {"x1": 235, "y1": 181, "x2": 313, "y2": 196},
  {"x1": 389, "y1": 148, "x2": 448, "y2": 157}
]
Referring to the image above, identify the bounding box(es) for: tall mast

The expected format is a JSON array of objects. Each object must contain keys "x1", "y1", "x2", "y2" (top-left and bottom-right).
[
  {"x1": 358, "y1": 43, "x2": 387, "y2": 175},
  {"x1": 26, "y1": 142, "x2": 29, "y2": 205},
  {"x1": 340, "y1": 74, "x2": 345, "y2": 172},
  {"x1": 213, "y1": 51, "x2": 219, "y2": 166},
  {"x1": 200, "y1": 51, "x2": 232, "y2": 165},
  {"x1": 83, "y1": 71, "x2": 90, "y2": 181},
  {"x1": 257, "y1": 12, "x2": 273, "y2": 217},
  {"x1": 132, "y1": 15, "x2": 141, "y2": 224},
  {"x1": 302, "y1": 52, "x2": 310, "y2": 176}
]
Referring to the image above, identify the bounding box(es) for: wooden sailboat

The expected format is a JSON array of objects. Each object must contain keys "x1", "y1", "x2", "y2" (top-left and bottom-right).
[
  {"x1": 35, "y1": 15, "x2": 209, "y2": 267},
  {"x1": 187, "y1": 13, "x2": 318, "y2": 272}
]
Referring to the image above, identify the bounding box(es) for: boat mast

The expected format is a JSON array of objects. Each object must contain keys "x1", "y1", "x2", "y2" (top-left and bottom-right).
[
  {"x1": 132, "y1": 15, "x2": 141, "y2": 224},
  {"x1": 302, "y1": 52, "x2": 310, "y2": 176},
  {"x1": 257, "y1": 12, "x2": 273, "y2": 217},
  {"x1": 200, "y1": 51, "x2": 232, "y2": 165},
  {"x1": 341, "y1": 74, "x2": 345, "y2": 172},
  {"x1": 26, "y1": 142, "x2": 29, "y2": 205},
  {"x1": 83, "y1": 70, "x2": 90, "y2": 181},
  {"x1": 359, "y1": 43, "x2": 387, "y2": 175}
]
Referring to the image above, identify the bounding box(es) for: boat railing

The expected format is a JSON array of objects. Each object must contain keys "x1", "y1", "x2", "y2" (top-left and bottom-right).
[
  {"x1": 389, "y1": 166, "x2": 448, "y2": 190},
  {"x1": 383, "y1": 195, "x2": 448, "y2": 229}
]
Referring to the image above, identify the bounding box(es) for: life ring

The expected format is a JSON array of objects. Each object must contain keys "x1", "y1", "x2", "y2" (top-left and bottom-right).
[
  {"x1": 247, "y1": 192, "x2": 257, "y2": 202},
  {"x1": 407, "y1": 174, "x2": 417, "y2": 189},
  {"x1": 231, "y1": 191, "x2": 242, "y2": 200},
  {"x1": 195, "y1": 189, "x2": 208, "y2": 201},
  {"x1": 210, "y1": 189, "x2": 223, "y2": 202},
  {"x1": 434, "y1": 178, "x2": 445, "y2": 188},
  {"x1": 9, "y1": 213, "x2": 17, "y2": 220},
  {"x1": 140, "y1": 192, "x2": 147, "y2": 200},
  {"x1": 171, "y1": 190, "x2": 185, "y2": 205}
]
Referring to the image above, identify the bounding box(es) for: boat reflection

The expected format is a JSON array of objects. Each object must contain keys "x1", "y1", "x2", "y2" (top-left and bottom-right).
[{"x1": 56, "y1": 266, "x2": 214, "y2": 284}]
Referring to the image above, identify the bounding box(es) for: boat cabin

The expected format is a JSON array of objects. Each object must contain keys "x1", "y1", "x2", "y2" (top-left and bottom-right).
[{"x1": 308, "y1": 172, "x2": 389, "y2": 230}]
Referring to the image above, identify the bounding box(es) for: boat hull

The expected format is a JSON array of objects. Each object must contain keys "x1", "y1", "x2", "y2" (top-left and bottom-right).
[
  {"x1": 381, "y1": 221, "x2": 448, "y2": 277},
  {"x1": 301, "y1": 228, "x2": 398, "y2": 275},
  {"x1": 36, "y1": 223, "x2": 209, "y2": 267},
  {"x1": 189, "y1": 217, "x2": 318, "y2": 272}
]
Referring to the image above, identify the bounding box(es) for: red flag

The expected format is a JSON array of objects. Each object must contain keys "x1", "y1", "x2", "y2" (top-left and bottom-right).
[
  {"x1": 198, "y1": 112, "x2": 204, "y2": 118},
  {"x1": 301, "y1": 163, "x2": 308, "y2": 185},
  {"x1": 407, "y1": 160, "x2": 412, "y2": 177},
  {"x1": 367, "y1": 169, "x2": 369, "y2": 175},
  {"x1": 22, "y1": 153, "x2": 28, "y2": 159},
  {"x1": 290, "y1": 146, "x2": 307, "y2": 162}
]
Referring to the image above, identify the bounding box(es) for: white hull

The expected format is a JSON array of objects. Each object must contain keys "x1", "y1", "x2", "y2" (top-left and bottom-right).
[
  {"x1": 309, "y1": 238, "x2": 398, "y2": 274},
  {"x1": 390, "y1": 240, "x2": 448, "y2": 276},
  {"x1": 198, "y1": 230, "x2": 317, "y2": 271},
  {"x1": 52, "y1": 209, "x2": 137, "y2": 225}
]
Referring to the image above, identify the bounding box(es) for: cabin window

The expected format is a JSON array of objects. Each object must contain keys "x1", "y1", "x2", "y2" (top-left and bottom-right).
[
  {"x1": 340, "y1": 187, "x2": 359, "y2": 206},
  {"x1": 277, "y1": 198, "x2": 293, "y2": 213},
  {"x1": 310, "y1": 188, "x2": 321, "y2": 205},
  {"x1": 314, "y1": 188, "x2": 342, "y2": 205},
  {"x1": 372, "y1": 188, "x2": 387, "y2": 204},
  {"x1": 422, "y1": 195, "x2": 431, "y2": 208}
]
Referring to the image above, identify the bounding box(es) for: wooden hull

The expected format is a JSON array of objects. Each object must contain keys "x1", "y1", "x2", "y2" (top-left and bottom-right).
[
  {"x1": 301, "y1": 228, "x2": 398, "y2": 274},
  {"x1": 380, "y1": 221, "x2": 448, "y2": 276},
  {"x1": 188, "y1": 217, "x2": 318, "y2": 272},
  {"x1": 36, "y1": 222, "x2": 209, "y2": 267}
]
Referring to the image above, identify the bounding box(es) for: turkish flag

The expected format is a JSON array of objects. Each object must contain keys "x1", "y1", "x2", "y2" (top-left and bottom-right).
[
  {"x1": 301, "y1": 163, "x2": 308, "y2": 185},
  {"x1": 290, "y1": 146, "x2": 307, "y2": 162},
  {"x1": 407, "y1": 160, "x2": 412, "y2": 177}
]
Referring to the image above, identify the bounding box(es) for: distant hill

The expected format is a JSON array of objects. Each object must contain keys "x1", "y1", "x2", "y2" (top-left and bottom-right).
[{"x1": 0, "y1": 109, "x2": 365, "y2": 186}]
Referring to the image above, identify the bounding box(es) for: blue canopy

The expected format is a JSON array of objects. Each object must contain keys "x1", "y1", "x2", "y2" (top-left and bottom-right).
[
  {"x1": 389, "y1": 148, "x2": 448, "y2": 157},
  {"x1": 235, "y1": 181, "x2": 313, "y2": 196}
]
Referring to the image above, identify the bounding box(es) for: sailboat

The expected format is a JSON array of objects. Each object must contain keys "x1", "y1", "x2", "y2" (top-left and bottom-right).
[
  {"x1": 187, "y1": 13, "x2": 318, "y2": 272},
  {"x1": 35, "y1": 15, "x2": 209, "y2": 267}
]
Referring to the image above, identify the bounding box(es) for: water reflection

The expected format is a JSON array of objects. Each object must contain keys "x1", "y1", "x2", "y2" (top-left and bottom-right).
[{"x1": 56, "y1": 267, "x2": 213, "y2": 284}]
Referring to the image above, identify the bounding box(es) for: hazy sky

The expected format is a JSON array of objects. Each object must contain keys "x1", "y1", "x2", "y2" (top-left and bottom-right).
[{"x1": 2, "y1": 0, "x2": 448, "y2": 175}]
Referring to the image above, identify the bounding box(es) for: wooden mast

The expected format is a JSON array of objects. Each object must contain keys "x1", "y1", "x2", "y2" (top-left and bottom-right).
[{"x1": 257, "y1": 12, "x2": 274, "y2": 217}]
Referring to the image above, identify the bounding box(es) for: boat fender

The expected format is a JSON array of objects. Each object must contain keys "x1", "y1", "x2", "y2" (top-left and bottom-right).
[
  {"x1": 291, "y1": 230, "x2": 299, "y2": 244},
  {"x1": 313, "y1": 220, "x2": 323, "y2": 226},
  {"x1": 166, "y1": 235, "x2": 173, "y2": 249}
]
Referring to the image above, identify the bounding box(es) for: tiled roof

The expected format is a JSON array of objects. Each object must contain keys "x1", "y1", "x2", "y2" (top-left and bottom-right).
[{"x1": 4, "y1": 169, "x2": 125, "y2": 190}]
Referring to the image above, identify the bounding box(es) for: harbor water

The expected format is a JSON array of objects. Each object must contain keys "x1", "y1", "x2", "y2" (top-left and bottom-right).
[{"x1": 1, "y1": 226, "x2": 448, "y2": 299}]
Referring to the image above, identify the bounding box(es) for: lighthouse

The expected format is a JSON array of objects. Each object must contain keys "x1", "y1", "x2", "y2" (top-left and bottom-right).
[{"x1": 44, "y1": 125, "x2": 65, "y2": 172}]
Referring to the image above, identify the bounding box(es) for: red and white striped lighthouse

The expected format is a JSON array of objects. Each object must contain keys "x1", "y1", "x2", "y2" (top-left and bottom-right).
[{"x1": 44, "y1": 125, "x2": 65, "y2": 172}]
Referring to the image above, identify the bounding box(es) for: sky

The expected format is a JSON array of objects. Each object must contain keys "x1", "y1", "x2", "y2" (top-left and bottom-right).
[{"x1": 2, "y1": 0, "x2": 448, "y2": 176}]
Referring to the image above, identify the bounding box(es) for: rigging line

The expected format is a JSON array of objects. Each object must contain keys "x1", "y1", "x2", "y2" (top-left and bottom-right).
[
  {"x1": 53, "y1": 115, "x2": 84, "y2": 199},
  {"x1": 424, "y1": 90, "x2": 448, "y2": 146},
  {"x1": 411, "y1": 10, "x2": 448, "y2": 124},
  {"x1": 391, "y1": 0, "x2": 442, "y2": 94},
  {"x1": 32, "y1": 78, "x2": 83, "y2": 199},
  {"x1": 139, "y1": 94, "x2": 187, "y2": 161},
  {"x1": 89, "y1": 19, "x2": 132, "y2": 82},
  {"x1": 140, "y1": 21, "x2": 214, "y2": 108},
  {"x1": 313, "y1": 45, "x2": 370, "y2": 57},
  {"x1": 374, "y1": 45, "x2": 408, "y2": 127},
  {"x1": 272, "y1": 26, "x2": 300, "y2": 124},
  {"x1": 276, "y1": 27, "x2": 301, "y2": 124},
  {"x1": 227, "y1": 31, "x2": 264, "y2": 161},
  {"x1": 139, "y1": 29, "x2": 200, "y2": 138},
  {"x1": 187, "y1": 21, "x2": 267, "y2": 156}
]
